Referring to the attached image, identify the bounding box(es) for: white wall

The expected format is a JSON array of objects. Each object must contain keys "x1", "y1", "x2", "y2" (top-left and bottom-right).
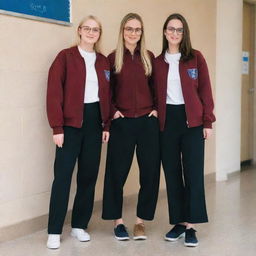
[
  {"x1": 215, "y1": 0, "x2": 243, "y2": 180},
  {"x1": 253, "y1": 5, "x2": 256, "y2": 164}
]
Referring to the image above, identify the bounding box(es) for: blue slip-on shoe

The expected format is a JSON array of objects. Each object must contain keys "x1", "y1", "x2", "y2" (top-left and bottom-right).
[
  {"x1": 165, "y1": 224, "x2": 186, "y2": 241},
  {"x1": 184, "y1": 228, "x2": 198, "y2": 247},
  {"x1": 114, "y1": 224, "x2": 130, "y2": 241}
]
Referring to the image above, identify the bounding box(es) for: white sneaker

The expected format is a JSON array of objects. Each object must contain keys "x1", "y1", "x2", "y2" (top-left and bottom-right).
[
  {"x1": 47, "y1": 234, "x2": 60, "y2": 249},
  {"x1": 71, "y1": 228, "x2": 90, "y2": 242}
]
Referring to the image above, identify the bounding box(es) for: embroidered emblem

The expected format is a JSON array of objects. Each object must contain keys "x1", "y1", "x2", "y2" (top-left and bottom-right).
[
  {"x1": 187, "y1": 68, "x2": 198, "y2": 80},
  {"x1": 104, "y1": 70, "x2": 110, "y2": 81}
]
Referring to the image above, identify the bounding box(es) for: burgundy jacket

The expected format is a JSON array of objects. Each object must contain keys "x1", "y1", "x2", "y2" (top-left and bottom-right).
[
  {"x1": 47, "y1": 46, "x2": 110, "y2": 134},
  {"x1": 108, "y1": 48, "x2": 155, "y2": 118},
  {"x1": 154, "y1": 50, "x2": 215, "y2": 131}
]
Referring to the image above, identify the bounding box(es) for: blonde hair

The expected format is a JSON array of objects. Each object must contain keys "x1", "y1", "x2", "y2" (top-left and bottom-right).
[
  {"x1": 77, "y1": 15, "x2": 102, "y2": 53},
  {"x1": 114, "y1": 13, "x2": 152, "y2": 76}
]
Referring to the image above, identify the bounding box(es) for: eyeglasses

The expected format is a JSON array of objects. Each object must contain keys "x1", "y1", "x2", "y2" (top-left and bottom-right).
[
  {"x1": 124, "y1": 27, "x2": 143, "y2": 35},
  {"x1": 80, "y1": 26, "x2": 101, "y2": 34},
  {"x1": 166, "y1": 26, "x2": 184, "y2": 35}
]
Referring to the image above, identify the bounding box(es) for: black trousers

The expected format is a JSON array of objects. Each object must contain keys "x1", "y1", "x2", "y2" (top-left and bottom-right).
[
  {"x1": 102, "y1": 115, "x2": 160, "y2": 220},
  {"x1": 160, "y1": 104, "x2": 208, "y2": 224},
  {"x1": 48, "y1": 103, "x2": 102, "y2": 234}
]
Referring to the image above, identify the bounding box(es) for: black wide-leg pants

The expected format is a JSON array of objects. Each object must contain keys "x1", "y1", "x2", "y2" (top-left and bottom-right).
[
  {"x1": 102, "y1": 115, "x2": 160, "y2": 220},
  {"x1": 48, "y1": 103, "x2": 102, "y2": 234},
  {"x1": 160, "y1": 104, "x2": 208, "y2": 224}
]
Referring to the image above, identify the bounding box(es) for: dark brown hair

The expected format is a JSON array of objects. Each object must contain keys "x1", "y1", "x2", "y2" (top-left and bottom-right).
[{"x1": 162, "y1": 13, "x2": 194, "y2": 61}]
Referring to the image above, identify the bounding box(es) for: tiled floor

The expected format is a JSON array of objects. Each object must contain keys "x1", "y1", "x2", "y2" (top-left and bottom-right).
[{"x1": 0, "y1": 169, "x2": 256, "y2": 256}]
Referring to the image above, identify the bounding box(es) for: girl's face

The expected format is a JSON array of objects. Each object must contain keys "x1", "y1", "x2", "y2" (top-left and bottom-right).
[
  {"x1": 164, "y1": 19, "x2": 183, "y2": 47},
  {"x1": 123, "y1": 19, "x2": 142, "y2": 47},
  {"x1": 78, "y1": 19, "x2": 101, "y2": 45}
]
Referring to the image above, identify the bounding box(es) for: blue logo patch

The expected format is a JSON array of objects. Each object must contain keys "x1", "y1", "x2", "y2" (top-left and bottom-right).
[
  {"x1": 187, "y1": 68, "x2": 198, "y2": 80},
  {"x1": 104, "y1": 70, "x2": 110, "y2": 81}
]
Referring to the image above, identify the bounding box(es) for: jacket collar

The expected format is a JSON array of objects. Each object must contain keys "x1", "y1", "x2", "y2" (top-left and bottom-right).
[{"x1": 124, "y1": 45, "x2": 140, "y2": 55}]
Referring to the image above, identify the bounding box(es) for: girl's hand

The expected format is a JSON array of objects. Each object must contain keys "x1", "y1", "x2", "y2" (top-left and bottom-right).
[
  {"x1": 102, "y1": 131, "x2": 110, "y2": 143},
  {"x1": 203, "y1": 128, "x2": 212, "y2": 139},
  {"x1": 113, "y1": 110, "x2": 124, "y2": 119},
  {"x1": 53, "y1": 134, "x2": 64, "y2": 147},
  {"x1": 148, "y1": 110, "x2": 158, "y2": 118}
]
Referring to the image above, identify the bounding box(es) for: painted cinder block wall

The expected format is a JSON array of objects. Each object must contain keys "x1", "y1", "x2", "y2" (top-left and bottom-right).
[{"x1": 0, "y1": 0, "x2": 220, "y2": 230}]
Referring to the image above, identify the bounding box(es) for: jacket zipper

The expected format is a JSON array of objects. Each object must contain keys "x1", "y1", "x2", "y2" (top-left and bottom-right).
[
  {"x1": 80, "y1": 56, "x2": 87, "y2": 127},
  {"x1": 95, "y1": 64, "x2": 105, "y2": 128},
  {"x1": 177, "y1": 60, "x2": 190, "y2": 128},
  {"x1": 131, "y1": 53, "x2": 138, "y2": 117}
]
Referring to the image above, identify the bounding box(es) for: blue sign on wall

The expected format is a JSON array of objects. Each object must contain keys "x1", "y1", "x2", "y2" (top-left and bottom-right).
[{"x1": 0, "y1": 0, "x2": 71, "y2": 25}]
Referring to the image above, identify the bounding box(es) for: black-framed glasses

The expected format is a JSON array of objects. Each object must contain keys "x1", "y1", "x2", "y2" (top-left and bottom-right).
[
  {"x1": 166, "y1": 26, "x2": 183, "y2": 35},
  {"x1": 80, "y1": 26, "x2": 101, "y2": 34},
  {"x1": 124, "y1": 27, "x2": 143, "y2": 35}
]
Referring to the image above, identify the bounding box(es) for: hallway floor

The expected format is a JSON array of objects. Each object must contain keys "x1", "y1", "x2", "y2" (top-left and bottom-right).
[{"x1": 0, "y1": 168, "x2": 255, "y2": 256}]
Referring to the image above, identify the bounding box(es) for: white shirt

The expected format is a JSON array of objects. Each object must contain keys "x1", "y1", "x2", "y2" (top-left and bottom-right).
[
  {"x1": 165, "y1": 51, "x2": 185, "y2": 104},
  {"x1": 78, "y1": 46, "x2": 99, "y2": 103}
]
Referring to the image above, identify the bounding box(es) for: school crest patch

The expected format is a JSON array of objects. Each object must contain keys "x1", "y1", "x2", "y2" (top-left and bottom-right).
[
  {"x1": 187, "y1": 68, "x2": 198, "y2": 80},
  {"x1": 104, "y1": 70, "x2": 110, "y2": 81}
]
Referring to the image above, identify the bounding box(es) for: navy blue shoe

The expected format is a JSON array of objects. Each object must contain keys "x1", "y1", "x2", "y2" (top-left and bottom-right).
[
  {"x1": 114, "y1": 224, "x2": 130, "y2": 241},
  {"x1": 165, "y1": 224, "x2": 186, "y2": 241},
  {"x1": 184, "y1": 228, "x2": 198, "y2": 247}
]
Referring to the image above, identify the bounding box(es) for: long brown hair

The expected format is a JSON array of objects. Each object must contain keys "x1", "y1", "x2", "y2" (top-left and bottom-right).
[
  {"x1": 115, "y1": 13, "x2": 152, "y2": 76},
  {"x1": 162, "y1": 13, "x2": 194, "y2": 61}
]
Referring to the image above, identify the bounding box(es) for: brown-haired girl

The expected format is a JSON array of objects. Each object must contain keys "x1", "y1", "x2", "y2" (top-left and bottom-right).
[{"x1": 154, "y1": 13, "x2": 215, "y2": 247}]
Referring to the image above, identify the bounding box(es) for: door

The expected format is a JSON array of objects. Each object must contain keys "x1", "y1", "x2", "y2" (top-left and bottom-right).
[{"x1": 241, "y1": 2, "x2": 255, "y2": 164}]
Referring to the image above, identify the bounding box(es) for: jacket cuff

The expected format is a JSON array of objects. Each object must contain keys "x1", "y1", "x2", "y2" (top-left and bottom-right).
[
  {"x1": 203, "y1": 121, "x2": 212, "y2": 129},
  {"x1": 53, "y1": 126, "x2": 64, "y2": 134},
  {"x1": 103, "y1": 126, "x2": 110, "y2": 132},
  {"x1": 152, "y1": 104, "x2": 158, "y2": 111},
  {"x1": 110, "y1": 105, "x2": 118, "y2": 118},
  {"x1": 103, "y1": 121, "x2": 110, "y2": 132}
]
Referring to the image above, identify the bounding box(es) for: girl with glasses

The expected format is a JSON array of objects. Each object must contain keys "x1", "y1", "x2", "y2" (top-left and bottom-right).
[
  {"x1": 154, "y1": 13, "x2": 215, "y2": 247},
  {"x1": 102, "y1": 13, "x2": 160, "y2": 241},
  {"x1": 46, "y1": 15, "x2": 110, "y2": 249}
]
